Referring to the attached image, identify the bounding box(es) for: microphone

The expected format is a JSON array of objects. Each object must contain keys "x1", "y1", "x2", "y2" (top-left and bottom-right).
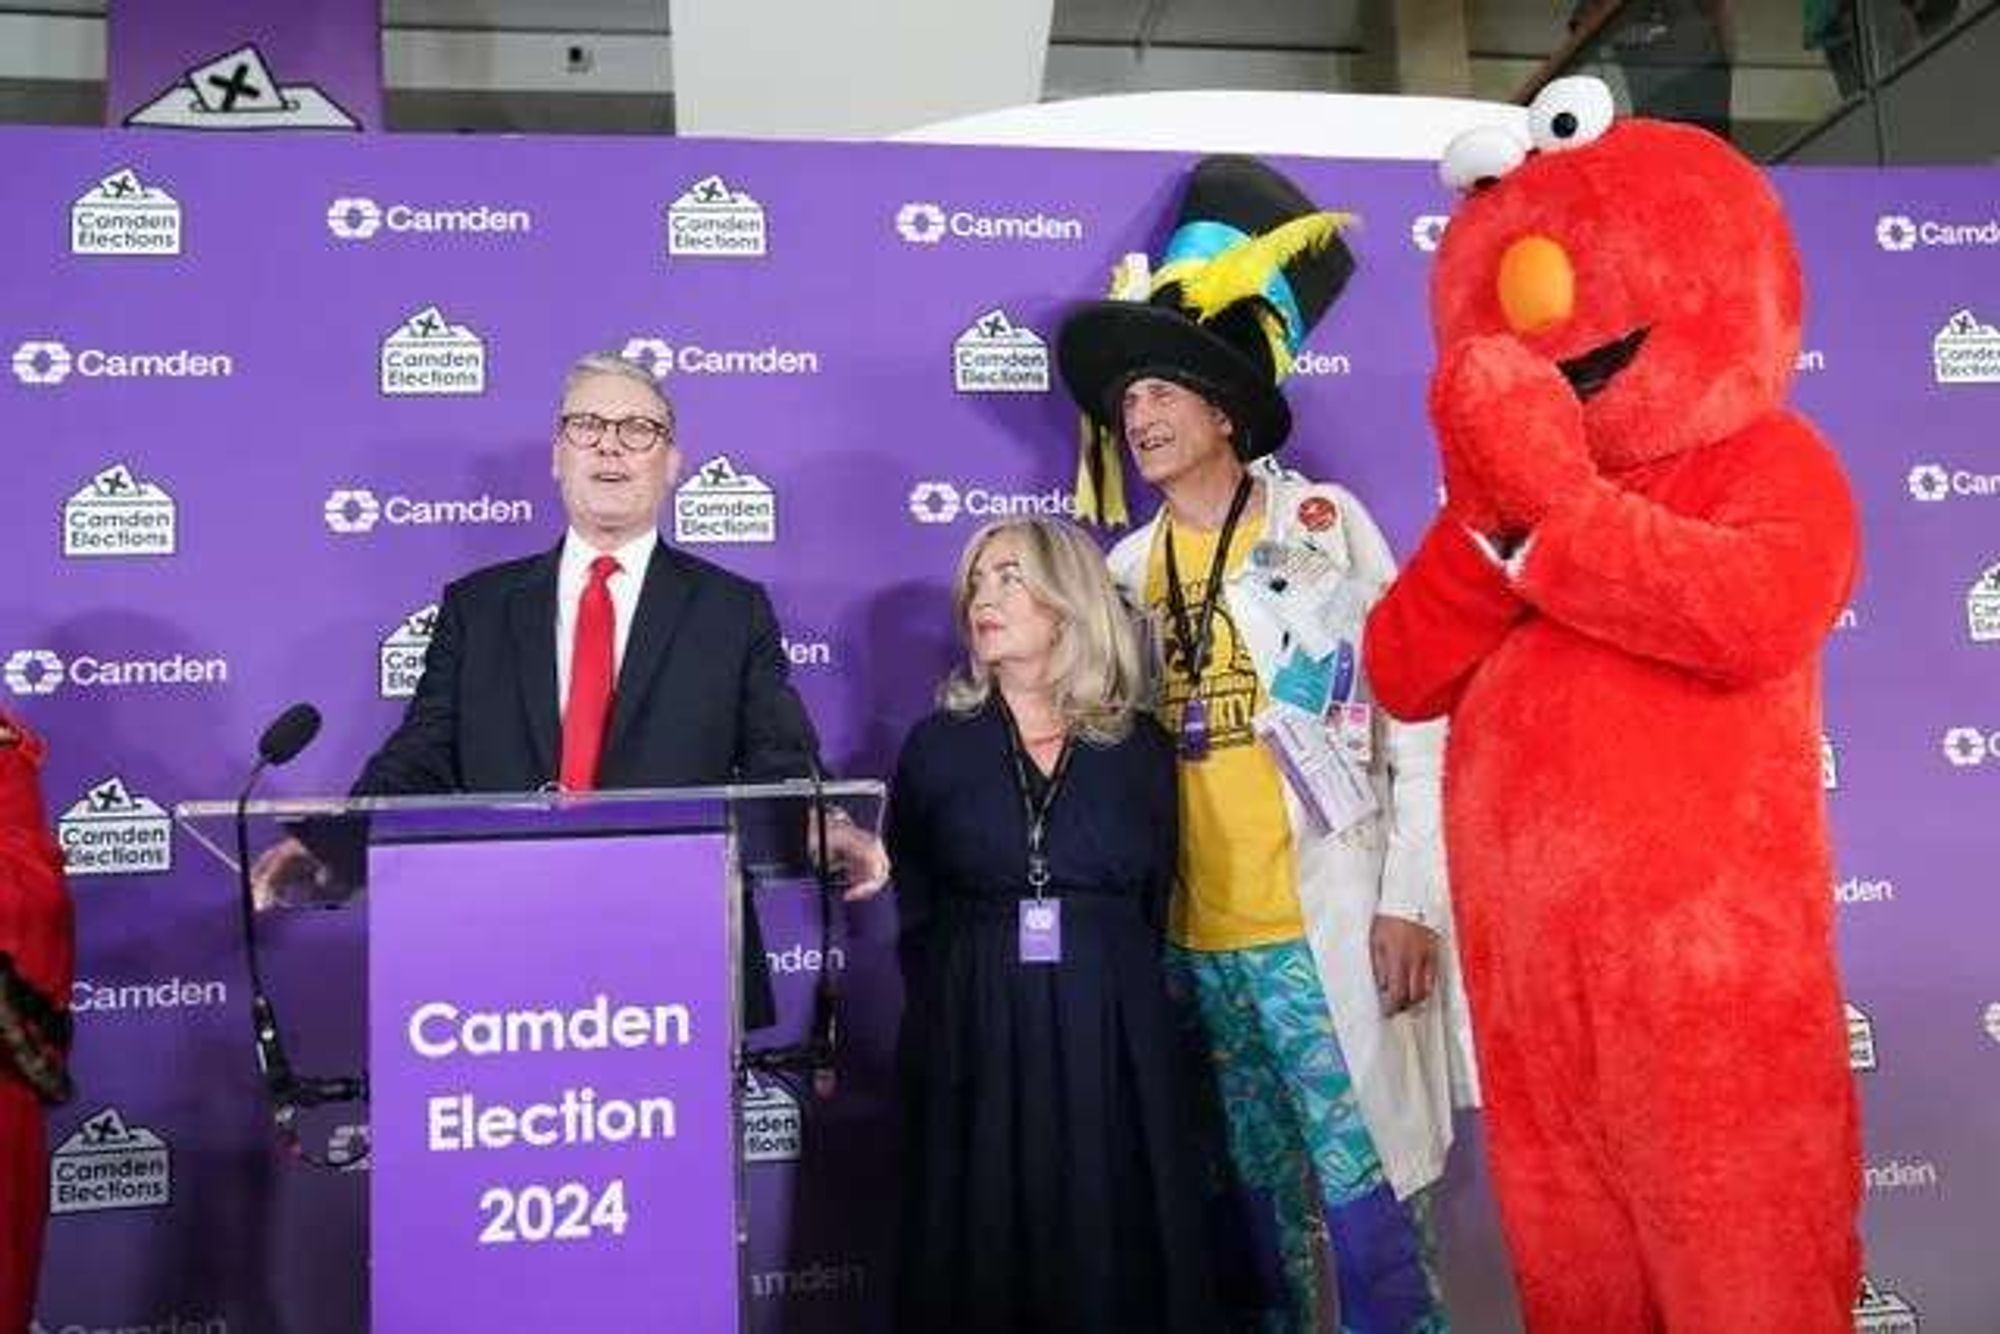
[
  {"x1": 258, "y1": 703, "x2": 322, "y2": 767},
  {"x1": 769, "y1": 688, "x2": 842, "y2": 1098}
]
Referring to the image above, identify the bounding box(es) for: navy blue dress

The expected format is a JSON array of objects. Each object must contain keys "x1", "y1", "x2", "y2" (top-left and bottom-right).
[{"x1": 887, "y1": 701, "x2": 1218, "y2": 1333}]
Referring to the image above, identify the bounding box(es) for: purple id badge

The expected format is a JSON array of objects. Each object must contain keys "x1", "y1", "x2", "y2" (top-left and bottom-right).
[{"x1": 1019, "y1": 898, "x2": 1062, "y2": 964}]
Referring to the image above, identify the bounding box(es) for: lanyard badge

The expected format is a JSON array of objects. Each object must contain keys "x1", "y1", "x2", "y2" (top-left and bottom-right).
[
  {"x1": 1002, "y1": 698, "x2": 1073, "y2": 965},
  {"x1": 1163, "y1": 475, "x2": 1255, "y2": 762}
]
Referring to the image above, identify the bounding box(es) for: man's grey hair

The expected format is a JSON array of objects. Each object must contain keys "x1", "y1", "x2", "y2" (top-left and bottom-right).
[{"x1": 561, "y1": 352, "x2": 673, "y2": 421}]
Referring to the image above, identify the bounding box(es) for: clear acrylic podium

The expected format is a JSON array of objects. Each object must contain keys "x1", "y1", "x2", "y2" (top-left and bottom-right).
[{"x1": 176, "y1": 781, "x2": 884, "y2": 1334}]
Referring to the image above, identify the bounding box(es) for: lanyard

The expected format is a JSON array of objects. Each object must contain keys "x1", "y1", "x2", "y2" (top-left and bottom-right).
[
  {"x1": 999, "y1": 697, "x2": 1074, "y2": 899},
  {"x1": 1162, "y1": 474, "x2": 1255, "y2": 689}
]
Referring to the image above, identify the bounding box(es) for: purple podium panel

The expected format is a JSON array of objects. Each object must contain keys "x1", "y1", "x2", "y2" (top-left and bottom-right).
[{"x1": 368, "y1": 833, "x2": 739, "y2": 1334}]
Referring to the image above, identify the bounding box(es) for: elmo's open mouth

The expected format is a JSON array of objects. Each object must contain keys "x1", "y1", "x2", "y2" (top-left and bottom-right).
[{"x1": 1559, "y1": 327, "x2": 1649, "y2": 401}]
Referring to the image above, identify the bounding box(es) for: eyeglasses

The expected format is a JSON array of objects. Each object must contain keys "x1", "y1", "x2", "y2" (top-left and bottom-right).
[{"x1": 559, "y1": 412, "x2": 672, "y2": 454}]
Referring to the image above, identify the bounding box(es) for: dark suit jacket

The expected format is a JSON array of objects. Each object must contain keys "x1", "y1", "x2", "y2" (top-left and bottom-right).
[{"x1": 352, "y1": 538, "x2": 817, "y2": 1028}]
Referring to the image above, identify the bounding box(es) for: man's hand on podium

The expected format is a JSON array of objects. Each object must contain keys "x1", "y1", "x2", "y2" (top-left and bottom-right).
[
  {"x1": 810, "y1": 810, "x2": 889, "y2": 900},
  {"x1": 248, "y1": 835, "x2": 334, "y2": 911}
]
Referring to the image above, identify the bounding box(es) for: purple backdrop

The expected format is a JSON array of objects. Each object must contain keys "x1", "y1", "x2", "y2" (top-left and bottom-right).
[{"x1": 2, "y1": 125, "x2": 1995, "y2": 1332}]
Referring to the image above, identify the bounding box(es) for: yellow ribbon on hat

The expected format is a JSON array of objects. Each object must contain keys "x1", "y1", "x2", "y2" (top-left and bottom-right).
[{"x1": 1072, "y1": 252, "x2": 1150, "y2": 528}]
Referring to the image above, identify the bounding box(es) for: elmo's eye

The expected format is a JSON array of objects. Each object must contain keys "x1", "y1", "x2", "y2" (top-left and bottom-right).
[
  {"x1": 1529, "y1": 76, "x2": 1615, "y2": 153},
  {"x1": 1440, "y1": 124, "x2": 1529, "y2": 194}
]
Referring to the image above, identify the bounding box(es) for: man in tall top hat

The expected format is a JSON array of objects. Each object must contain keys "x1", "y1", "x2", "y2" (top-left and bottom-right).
[{"x1": 1058, "y1": 156, "x2": 1478, "y2": 1332}]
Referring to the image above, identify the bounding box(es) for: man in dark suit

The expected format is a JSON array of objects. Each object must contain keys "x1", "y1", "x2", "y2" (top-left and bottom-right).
[{"x1": 269, "y1": 353, "x2": 885, "y2": 1024}]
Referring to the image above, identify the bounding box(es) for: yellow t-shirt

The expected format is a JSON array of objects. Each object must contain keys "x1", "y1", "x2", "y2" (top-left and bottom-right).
[{"x1": 1144, "y1": 513, "x2": 1303, "y2": 951}]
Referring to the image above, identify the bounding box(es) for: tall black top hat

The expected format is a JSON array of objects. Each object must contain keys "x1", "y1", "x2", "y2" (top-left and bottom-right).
[{"x1": 1057, "y1": 155, "x2": 1357, "y2": 477}]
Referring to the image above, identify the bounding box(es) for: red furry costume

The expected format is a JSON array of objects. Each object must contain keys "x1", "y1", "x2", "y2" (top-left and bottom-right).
[
  {"x1": 1, "y1": 714, "x2": 73, "y2": 1331},
  {"x1": 1365, "y1": 82, "x2": 1863, "y2": 1329}
]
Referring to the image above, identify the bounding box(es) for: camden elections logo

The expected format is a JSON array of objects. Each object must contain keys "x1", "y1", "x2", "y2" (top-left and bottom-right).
[
  {"x1": 953, "y1": 309, "x2": 1049, "y2": 393},
  {"x1": 1968, "y1": 562, "x2": 2000, "y2": 643},
  {"x1": 11, "y1": 338, "x2": 232, "y2": 387},
  {"x1": 326, "y1": 195, "x2": 530, "y2": 241},
  {"x1": 3, "y1": 647, "x2": 227, "y2": 698},
  {"x1": 380, "y1": 605, "x2": 439, "y2": 699},
  {"x1": 323, "y1": 485, "x2": 532, "y2": 535},
  {"x1": 124, "y1": 42, "x2": 358, "y2": 131},
  {"x1": 675, "y1": 456, "x2": 777, "y2": 544},
  {"x1": 667, "y1": 175, "x2": 767, "y2": 257},
  {"x1": 1410, "y1": 214, "x2": 1450, "y2": 252},
  {"x1": 50, "y1": 1108, "x2": 171, "y2": 1214},
  {"x1": 1853, "y1": 1275, "x2": 1921, "y2": 1332},
  {"x1": 892, "y1": 200, "x2": 1084, "y2": 246},
  {"x1": 63, "y1": 464, "x2": 176, "y2": 558},
  {"x1": 380, "y1": 306, "x2": 486, "y2": 396},
  {"x1": 58, "y1": 777, "x2": 172, "y2": 877},
  {"x1": 71, "y1": 167, "x2": 181, "y2": 256},
  {"x1": 741, "y1": 1072, "x2": 802, "y2": 1164},
  {"x1": 1907, "y1": 461, "x2": 2000, "y2": 503},
  {"x1": 1932, "y1": 308, "x2": 2000, "y2": 384},
  {"x1": 1845, "y1": 1002, "x2": 1877, "y2": 1072},
  {"x1": 907, "y1": 479, "x2": 1073, "y2": 526},
  {"x1": 1877, "y1": 210, "x2": 2000, "y2": 253}
]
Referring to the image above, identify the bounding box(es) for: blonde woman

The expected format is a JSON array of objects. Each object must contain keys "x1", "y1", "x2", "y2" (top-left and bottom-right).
[{"x1": 886, "y1": 517, "x2": 1216, "y2": 1333}]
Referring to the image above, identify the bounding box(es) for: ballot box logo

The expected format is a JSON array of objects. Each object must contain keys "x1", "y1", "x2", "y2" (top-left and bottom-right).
[
  {"x1": 675, "y1": 456, "x2": 777, "y2": 544},
  {"x1": 1967, "y1": 562, "x2": 2000, "y2": 643},
  {"x1": 63, "y1": 464, "x2": 177, "y2": 558},
  {"x1": 741, "y1": 1072, "x2": 802, "y2": 1164},
  {"x1": 50, "y1": 1108, "x2": 171, "y2": 1214},
  {"x1": 71, "y1": 167, "x2": 182, "y2": 256},
  {"x1": 1932, "y1": 308, "x2": 1999, "y2": 384},
  {"x1": 667, "y1": 175, "x2": 767, "y2": 257},
  {"x1": 1820, "y1": 734, "x2": 1839, "y2": 791},
  {"x1": 1941, "y1": 725, "x2": 1992, "y2": 768},
  {"x1": 124, "y1": 43, "x2": 360, "y2": 131},
  {"x1": 1411, "y1": 214, "x2": 1450, "y2": 252},
  {"x1": 1845, "y1": 1002, "x2": 1877, "y2": 1072},
  {"x1": 58, "y1": 777, "x2": 172, "y2": 877},
  {"x1": 1853, "y1": 1275, "x2": 1921, "y2": 1332},
  {"x1": 379, "y1": 306, "x2": 486, "y2": 396},
  {"x1": 380, "y1": 604, "x2": 439, "y2": 699},
  {"x1": 953, "y1": 309, "x2": 1050, "y2": 394}
]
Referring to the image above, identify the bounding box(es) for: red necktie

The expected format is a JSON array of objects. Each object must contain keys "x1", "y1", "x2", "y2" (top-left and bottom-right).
[{"x1": 559, "y1": 554, "x2": 620, "y2": 791}]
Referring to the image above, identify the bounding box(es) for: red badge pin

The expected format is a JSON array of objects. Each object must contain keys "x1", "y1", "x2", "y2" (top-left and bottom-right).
[{"x1": 1296, "y1": 496, "x2": 1338, "y2": 532}]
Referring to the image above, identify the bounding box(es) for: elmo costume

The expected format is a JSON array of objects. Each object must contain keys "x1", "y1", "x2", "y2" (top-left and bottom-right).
[
  {"x1": 1, "y1": 712, "x2": 73, "y2": 1331},
  {"x1": 1365, "y1": 77, "x2": 1863, "y2": 1330}
]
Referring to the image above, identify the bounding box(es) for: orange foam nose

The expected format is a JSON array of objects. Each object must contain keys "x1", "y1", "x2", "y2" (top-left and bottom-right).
[{"x1": 1497, "y1": 235, "x2": 1575, "y2": 335}]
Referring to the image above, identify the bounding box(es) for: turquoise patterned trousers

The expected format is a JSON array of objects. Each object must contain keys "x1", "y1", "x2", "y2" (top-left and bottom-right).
[{"x1": 1165, "y1": 938, "x2": 1446, "y2": 1334}]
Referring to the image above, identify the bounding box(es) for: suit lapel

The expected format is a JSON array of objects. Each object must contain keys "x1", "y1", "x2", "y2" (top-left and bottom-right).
[
  {"x1": 507, "y1": 547, "x2": 562, "y2": 783},
  {"x1": 605, "y1": 538, "x2": 693, "y2": 764}
]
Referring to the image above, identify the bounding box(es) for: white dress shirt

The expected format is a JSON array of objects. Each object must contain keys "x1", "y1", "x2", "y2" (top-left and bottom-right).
[{"x1": 555, "y1": 528, "x2": 658, "y2": 717}]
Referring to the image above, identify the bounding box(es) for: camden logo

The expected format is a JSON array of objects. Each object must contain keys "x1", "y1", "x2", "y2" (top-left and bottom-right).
[
  {"x1": 11, "y1": 338, "x2": 231, "y2": 387},
  {"x1": 380, "y1": 605, "x2": 439, "y2": 699},
  {"x1": 1820, "y1": 734, "x2": 1839, "y2": 791},
  {"x1": 1942, "y1": 726, "x2": 1994, "y2": 768},
  {"x1": 327, "y1": 195, "x2": 530, "y2": 241},
  {"x1": 380, "y1": 305, "x2": 485, "y2": 396},
  {"x1": 618, "y1": 334, "x2": 821, "y2": 378},
  {"x1": 1932, "y1": 308, "x2": 2000, "y2": 384},
  {"x1": 50, "y1": 1107, "x2": 171, "y2": 1214},
  {"x1": 741, "y1": 1072, "x2": 802, "y2": 1164},
  {"x1": 1289, "y1": 349, "x2": 1353, "y2": 378},
  {"x1": 1967, "y1": 561, "x2": 2000, "y2": 643},
  {"x1": 1906, "y1": 462, "x2": 2000, "y2": 503},
  {"x1": 72, "y1": 975, "x2": 228, "y2": 1017},
  {"x1": 1854, "y1": 1276, "x2": 1921, "y2": 1333},
  {"x1": 1411, "y1": 214, "x2": 1450, "y2": 252},
  {"x1": 3, "y1": 647, "x2": 226, "y2": 697},
  {"x1": 323, "y1": 485, "x2": 532, "y2": 535},
  {"x1": 1984, "y1": 1001, "x2": 2000, "y2": 1046},
  {"x1": 667, "y1": 175, "x2": 767, "y2": 257},
  {"x1": 63, "y1": 464, "x2": 176, "y2": 558},
  {"x1": 675, "y1": 456, "x2": 777, "y2": 544},
  {"x1": 953, "y1": 309, "x2": 1049, "y2": 393},
  {"x1": 1877, "y1": 210, "x2": 2000, "y2": 253},
  {"x1": 71, "y1": 167, "x2": 182, "y2": 256},
  {"x1": 1845, "y1": 1001, "x2": 1877, "y2": 1072},
  {"x1": 907, "y1": 478, "x2": 1073, "y2": 526},
  {"x1": 58, "y1": 777, "x2": 172, "y2": 877},
  {"x1": 893, "y1": 200, "x2": 1083, "y2": 246}
]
